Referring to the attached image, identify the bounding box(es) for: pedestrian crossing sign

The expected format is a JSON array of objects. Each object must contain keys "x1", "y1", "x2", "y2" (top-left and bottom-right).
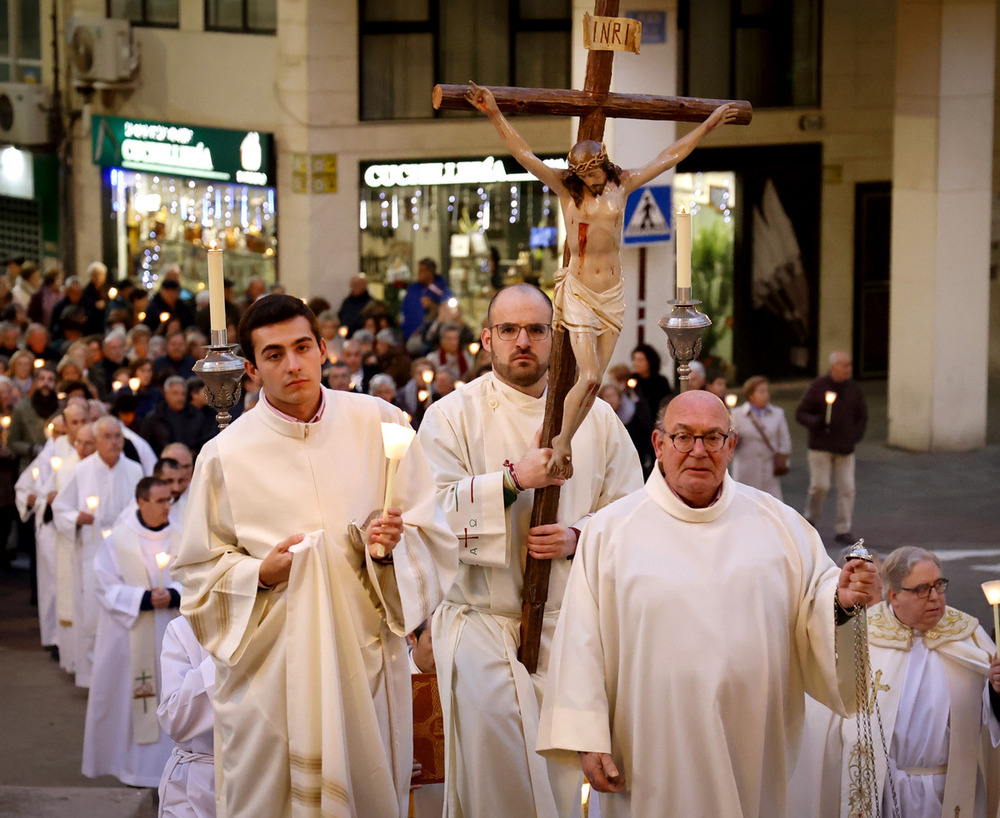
[{"x1": 623, "y1": 185, "x2": 672, "y2": 246}]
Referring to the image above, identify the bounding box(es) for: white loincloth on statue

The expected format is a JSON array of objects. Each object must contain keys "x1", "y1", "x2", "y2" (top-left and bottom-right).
[{"x1": 554, "y1": 268, "x2": 624, "y2": 336}]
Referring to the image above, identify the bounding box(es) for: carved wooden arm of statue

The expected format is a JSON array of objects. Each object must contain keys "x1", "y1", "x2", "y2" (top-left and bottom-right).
[{"x1": 465, "y1": 82, "x2": 566, "y2": 193}]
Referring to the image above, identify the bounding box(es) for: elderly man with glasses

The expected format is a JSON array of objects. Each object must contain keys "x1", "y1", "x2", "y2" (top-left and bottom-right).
[
  {"x1": 793, "y1": 545, "x2": 1000, "y2": 818},
  {"x1": 537, "y1": 389, "x2": 879, "y2": 818},
  {"x1": 417, "y1": 283, "x2": 643, "y2": 818}
]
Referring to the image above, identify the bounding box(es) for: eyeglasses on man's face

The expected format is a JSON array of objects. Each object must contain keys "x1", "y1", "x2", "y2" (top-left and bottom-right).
[
  {"x1": 664, "y1": 431, "x2": 730, "y2": 453},
  {"x1": 899, "y1": 578, "x2": 948, "y2": 599},
  {"x1": 489, "y1": 323, "x2": 552, "y2": 342}
]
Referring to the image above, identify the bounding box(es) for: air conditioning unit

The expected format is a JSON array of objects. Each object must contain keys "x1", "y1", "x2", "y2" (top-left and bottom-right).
[
  {"x1": 0, "y1": 83, "x2": 52, "y2": 146},
  {"x1": 68, "y1": 17, "x2": 137, "y2": 84}
]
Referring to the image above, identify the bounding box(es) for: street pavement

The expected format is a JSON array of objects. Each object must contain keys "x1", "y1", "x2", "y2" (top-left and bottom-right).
[{"x1": 0, "y1": 376, "x2": 997, "y2": 813}]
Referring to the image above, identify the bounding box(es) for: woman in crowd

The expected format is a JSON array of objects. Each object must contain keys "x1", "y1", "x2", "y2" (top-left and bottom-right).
[
  {"x1": 630, "y1": 343, "x2": 673, "y2": 423},
  {"x1": 731, "y1": 375, "x2": 791, "y2": 500},
  {"x1": 8, "y1": 350, "x2": 35, "y2": 400}
]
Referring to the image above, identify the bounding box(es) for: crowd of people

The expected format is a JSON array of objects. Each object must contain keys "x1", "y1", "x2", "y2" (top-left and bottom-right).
[{"x1": 3, "y1": 252, "x2": 999, "y2": 818}]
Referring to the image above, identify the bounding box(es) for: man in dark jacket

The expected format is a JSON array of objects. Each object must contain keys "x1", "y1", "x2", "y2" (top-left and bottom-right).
[
  {"x1": 795, "y1": 351, "x2": 868, "y2": 544},
  {"x1": 140, "y1": 376, "x2": 214, "y2": 455}
]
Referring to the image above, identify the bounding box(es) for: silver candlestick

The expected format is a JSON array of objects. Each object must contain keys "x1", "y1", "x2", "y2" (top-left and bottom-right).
[
  {"x1": 658, "y1": 287, "x2": 712, "y2": 393},
  {"x1": 193, "y1": 329, "x2": 246, "y2": 430}
]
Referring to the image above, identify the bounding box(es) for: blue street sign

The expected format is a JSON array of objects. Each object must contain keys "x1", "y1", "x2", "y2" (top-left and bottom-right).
[{"x1": 623, "y1": 185, "x2": 672, "y2": 246}]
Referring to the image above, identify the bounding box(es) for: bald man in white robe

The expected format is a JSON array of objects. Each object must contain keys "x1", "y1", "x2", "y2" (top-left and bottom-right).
[{"x1": 537, "y1": 391, "x2": 878, "y2": 817}]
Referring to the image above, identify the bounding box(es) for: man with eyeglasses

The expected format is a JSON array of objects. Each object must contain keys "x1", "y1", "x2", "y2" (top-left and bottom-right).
[
  {"x1": 794, "y1": 546, "x2": 1000, "y2": 817},
  {"x1": 417, "y1": 283, "x2": 642, "y2": 818},
  {"x1": 538, "y1": 389, "x2": 880, "y2": 817}
]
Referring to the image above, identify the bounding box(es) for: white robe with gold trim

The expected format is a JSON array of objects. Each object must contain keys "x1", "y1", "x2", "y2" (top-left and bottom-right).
[
  {"x1": 537, "y1": 472, "x2": 857, "y2": 818},
  {"x1": 789, "y1": 601, "x2": 1000, "y2": 818},
  {"x1": 172, "y1": 388, "x2": 457, "y2": 818},
  {"x1": 417, "y1": 373, "x2": 643, "y2": 818}
]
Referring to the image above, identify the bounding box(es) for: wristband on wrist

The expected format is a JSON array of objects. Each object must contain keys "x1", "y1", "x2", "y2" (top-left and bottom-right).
[{"x1": 502, "y1": 459, "x2": 524, "y2": 493}]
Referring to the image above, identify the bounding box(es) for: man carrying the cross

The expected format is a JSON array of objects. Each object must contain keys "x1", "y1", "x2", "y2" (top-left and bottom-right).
[
  {"x1": 466, "y1": 82, "x2": 738, "y2": 477},
  {"x1": 417, "y1": 283, "x2": 642, "y2": 817}
]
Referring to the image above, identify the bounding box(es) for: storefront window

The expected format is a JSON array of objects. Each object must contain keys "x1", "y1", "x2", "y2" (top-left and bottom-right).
[
  {"x1": 108, "y1": 169, "x2": 276, "y2": 295},
  {"x1": 359, "y1": 155, "x2": 566, "y2": 331},
  {"x1": 91, "y1": 115, "x2": 277, "y2": 295}
]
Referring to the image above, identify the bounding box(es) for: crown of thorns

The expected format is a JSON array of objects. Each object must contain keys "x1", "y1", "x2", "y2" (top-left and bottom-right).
[{"x1": 568, "y1": 144, "x2": 609, "y2": 173}]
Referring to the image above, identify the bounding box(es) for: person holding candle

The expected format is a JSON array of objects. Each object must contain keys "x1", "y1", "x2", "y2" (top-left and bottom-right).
[
  {"x1": 536, "y1": 389, "x2": 879, "y2": 817},
  {"x1": 172, "y1": 294, "x2": 457, "y2": 818},
  {"x1": 417, "y1": 284, "x2": 643, "y2": 818},
  {"x1": 52, "y1": 415, "x2": 144, "y2": 688},
  {"x1": 790, "y1": 546, "x2": 1000, "y2": 818},
  {"x1": 795, "y1": 351, "x2": 868, "y2": 544},
  {"x1": 466, "y1": 81, "x2": 738, "y2": 478},
  {"x1": 82, "y1": 476, "x2": 181, "y2": 787},
  {"x1": 143, "y1": 279, "x2": 194, "y2": 333}
]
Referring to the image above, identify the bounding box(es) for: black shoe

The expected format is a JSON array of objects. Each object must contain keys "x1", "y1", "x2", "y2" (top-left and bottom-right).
[
  {"x1": 834, "y1": 532, "x2": 855, "y2": 545},
  {"x1": 48, "y1": 645, "x2": 59, "y2": 662}
]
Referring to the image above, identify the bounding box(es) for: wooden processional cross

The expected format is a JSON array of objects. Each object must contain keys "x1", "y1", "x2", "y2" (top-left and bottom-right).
[{"x1": 434, "y1": 0, "x2": 752, "y2": 673}]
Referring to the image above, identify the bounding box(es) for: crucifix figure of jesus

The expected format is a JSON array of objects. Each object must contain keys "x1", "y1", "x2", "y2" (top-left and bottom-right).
[{"x1": 467, "y1": 82, "x2": 738, "y2": 477}]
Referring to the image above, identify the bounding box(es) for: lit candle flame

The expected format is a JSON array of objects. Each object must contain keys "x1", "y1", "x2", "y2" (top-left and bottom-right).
[
  {"x1": 982, "y1": 580, "x2": 1000, "y2": 652},
  {"x1": 0, "y1": 416, "x2": 10, "y2": 429},
  {"x1": 381, "y1": 422, "x2": 416, "y2": 461},
  {"x1": 725, "y1": 393, "x2": 738, "y2": 409},
  {"x1": 101, "y1": 529, "x2": 112, "y2": 539},
  {"x1": 86, "y1": 496, "x2": 100, "y2": 512},
  {"x1": 108, "y1": 287, "x2": 118, "y2": 299},
  {"x1": 50, "y1": 456, "x2": 62, "y2": 471},
  {"x1": 455, "y1": 380, "x2": 465, "y2": 388},
  {"x1": 417, "y1": 389, "x2": 429, "y2": 403},
  {"x1": 626, "y1": 378, "x2": 637, "y2": 389},
  {"x1": 31, "y1": 466, "x2": 39, "y2": 480},
  {"x1": 421, "y1": 369, "x2": 434, "y2": 385},
  {"x1": 825, "y1": 391, "x2": 837, "y2": 405},
  {"x1": 468, "y1": 342, "x2": 480, "y2": 356},
  {"x1": 155, "y1": 552, "x2": 172, "y2": 571},
  {"x1": 138, "y1": 311, "x2": 146, "y2": 321},
  {"x1": 338, "y1": 326, "x2": 349, "y2": 337},
  {"x1": 33, "y1": 358, "x2": 44, "y2": 369},
  {"x1": 112, "y1": 380, "x2": 122, "y2": 391},
  {"x1": 159, "y1": 312, "x2": 171, "y2": 324},
  {"x1": 128, "y1": 377, "x2": 141, "y2": 392}
]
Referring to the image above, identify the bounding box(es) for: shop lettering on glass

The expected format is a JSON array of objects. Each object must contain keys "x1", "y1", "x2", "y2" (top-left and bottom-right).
[
  {"x1": 363, "y1": 156, "x2": 567, "y2": 189},
  {"x1": 91, "y1": 115, "x2": 273, "y2": 187}
]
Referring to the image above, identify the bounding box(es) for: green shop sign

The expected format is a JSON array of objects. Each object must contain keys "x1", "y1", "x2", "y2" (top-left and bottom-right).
[{"x1": 91, "y1": 115, "x2": 274, "y2": 186}]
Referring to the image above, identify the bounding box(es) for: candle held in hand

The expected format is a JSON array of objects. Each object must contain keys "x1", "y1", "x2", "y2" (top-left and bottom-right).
[
  {"x1": 982, "y1": 580, "x2": 1000, "y2": 652},
  {"x1": 379, "y1": 422, "x2": 417, "y2": 557},
  {"x1": 156, "y1": 551, "x2": 172, "y2": 589},
  {"x1": 824, "y1": 391, "x2": 837, "y2": 425}
]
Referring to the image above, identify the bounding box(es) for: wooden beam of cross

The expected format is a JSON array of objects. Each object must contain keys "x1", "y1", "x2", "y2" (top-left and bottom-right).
[{"x1": 433, "y1": 0, "x2": 751, "y2": 673}]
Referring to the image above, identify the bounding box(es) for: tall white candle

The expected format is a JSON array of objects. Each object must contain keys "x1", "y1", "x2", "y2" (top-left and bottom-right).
[
  {"x1": 675, "y1": 208, "x2": 692, "y2": 291},
  {"x1": 207, "y1": 247, "x2": 226, "y2": 333}
]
